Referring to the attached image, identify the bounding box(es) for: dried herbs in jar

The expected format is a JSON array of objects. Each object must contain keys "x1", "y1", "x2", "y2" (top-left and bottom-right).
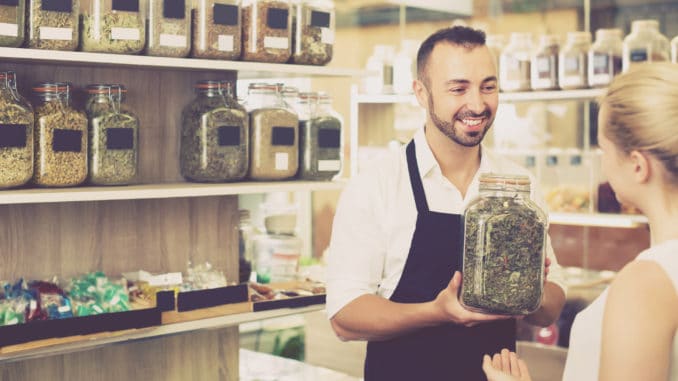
[
  {"x1": 0, "y1": 0, "x2": 26, "y2": 47},
  {"x1": 80, "y1": 0, "x2": 145, "y2": 54},
  {"x1": 32, "y1": 82, "x2": 88, "y2": 187},
  {"x1": 180, "y1": 80, "x2": 249, "y2": 182},
  {"x1": 85, "y1": 84, "x2": 139, "y2": 185},
  {"x1": 297, "y1": 91, "x2": 341, "y2": 180},
  {"x1": 290, "y1": 0, "x2": 334, "y2": 65},
  {"x1": 460, "y1": 174, "x2": 547, "y2": 315},
  {"x1": 0, "y1": 71, "x2": 34, "y2": 189},
  {"x1": 146, "y1": 0, "x2": 190, "y2": 57},
  {"x1": 191, "y1": 0, "x2": 241, "y2": 60},
  {"x1": 26, "y1": 0, "x2": 79, "y2": 50},
  {"x1": 242, "y1": 0, "x2": 291, "y2": 63}
]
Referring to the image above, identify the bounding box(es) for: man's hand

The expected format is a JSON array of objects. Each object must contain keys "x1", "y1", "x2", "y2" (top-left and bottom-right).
[
  {"x1": 544, "y1": 257, "x2": 551, "y2": 286},
  {"x1": 432, "y1": 271, "x2": 514, "y2": 327},
  {"x1": 482, "y1": 349, "x2": 532, "y2": 381}
]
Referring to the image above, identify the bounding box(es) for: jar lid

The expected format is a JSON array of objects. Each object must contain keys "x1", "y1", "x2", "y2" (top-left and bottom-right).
[
  {"x1": 595, "y1": 28, "x2": 623, "y2": 40},
  {"x1": 567, "y1": 31, "x2": 591, "y2": 44},
  {"x1": 538, "y1": 34, "x2": 560, "y2": 46},
  {"x1": 0, "y1": 71, "x2": 16, "y2": 80},
  {"x1": 248, "y1": 82, "x2": 282, "y2": 92},
  {"x1": 195, "y1": 80, "x2": 231, "y2": 90},
  {"x1": 631, "y1": 19, "x2": 659, "y2": 32},
  {"x1": 32, "y1": 82, "x2": 70, "y2": 93},
  {"x1": 479, "y1": 173, "x2": 531, "y2": 187},
  {"x1": 298, "y1": 91, "x2": 318, "y2": 101}
]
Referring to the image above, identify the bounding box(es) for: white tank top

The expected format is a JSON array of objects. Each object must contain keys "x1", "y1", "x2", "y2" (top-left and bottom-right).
[{"x1": 562, "y1": 239, "x2": 678, "y2": 381}]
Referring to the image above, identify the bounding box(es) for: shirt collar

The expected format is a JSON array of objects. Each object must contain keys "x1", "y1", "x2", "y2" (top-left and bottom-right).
[{"x1": 412, "y1": 127, "x2": 492, "y2": 179}]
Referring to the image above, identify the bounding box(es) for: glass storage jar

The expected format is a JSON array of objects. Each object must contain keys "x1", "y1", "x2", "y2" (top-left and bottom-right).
[
  {"x1": 244, "y1": 83, "x2": 298, "y2": 180},
  {"x1": 486, "y1": 34, "x2": 506, "y2": 74},
  {"x1": 238, "y1": 209, "x2": 254, "y2": 283},
  {"x1": 252, "y1": 232, "x2": 302, "y2": 283},
  {"x1": 588, "y1": 28, "x2": 623, "y2": 88},
  {"x1": 0, "y1": 0, "x2": 25, "y2": 47},
  {"x1": 530, "y1": 34, "x2": 559, "y2": 91},
  {"x1": 26, "y1": 0, "x2": 79, "y2": 50},
  {"x1": 180, "y1": 80, "x2": 249, "y2": 182},
  {"x1": 622, "y1": 19, "x2": 670, "y2": 72},
  {"x1": 290, "y1": 0, "x2": 334, "y2": 65},
  {"x1": 297, "y1": 91, "x2": 341, "y2": 180},
  {"x1": 0, "y1": 71, "x2": 34, "y2": 189},
  {"x1": 32, "y1": 82, "x2": 88, "y2": 187},
  {"x1": 80, "y1": 0, "x2": 145, "y2": 54},
  {"x1": 559, "y1": 31, "x2": 591, "y2": 90},
  {"x1": 85, "y1": 84, "x2": 139, "y2": 185},
  {"x1": 499, "y1": 33, "x2": 533, "y2": 92},
  {"x1": 191, "y1": 0, "x2": 241, "y2": 59},
  {"x1": 460, "y1": 173, "x2": 547, "y2": 315},
  {"x1": 241, "y1": 0, "x2": 292, "y2": 63},
  {"x1": 146, "y1": 0, "x2": 191, "y2": 57}
]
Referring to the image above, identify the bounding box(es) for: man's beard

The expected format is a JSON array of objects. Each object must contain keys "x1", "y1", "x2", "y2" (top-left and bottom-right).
[{"x1": 427, "y1": 95, "x2": 493, "y2": 148}]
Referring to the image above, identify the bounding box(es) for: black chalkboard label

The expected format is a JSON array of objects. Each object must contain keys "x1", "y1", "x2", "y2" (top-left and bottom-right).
[
  {"x1": 106, "y1": 128, "x2": 134, "y2": 150},
  {"x1": 218, "y1": 126, "x2": 240, "y2": 146},
  {"x1": 0, "y1": 0, "x2": 19, "y2": 7},
  {"x1": 318, "y1": 129, "x2": 340, "y2": 148},
  {"x1": 630, "y1": 49, "x2": 648, "y2": 62},
  {"x1": 112, "y1": 0, "x2": 139, "y2": 13},
  {"x1": 41, "y1": 0, "x2": 72, "y2": 13},
  {"x1": 271, "y1": 127, "x2": 294, "y2": 146},
  {"x1": 52, "y1": 129, "x2": 82, "y2": 152},
  {"x1": 267, "y1": 8, "x2": 288, "y2": 30},
  {"x1": 0, "y1": 124, "x2": 27, "y2": 148},
  {"x1": 310, "y1": 11, "x2": 330, "y2": 28},
  {"x1": 213, "y1": 3, "x2": 238, "y2": 26},
  {"x1": 163, "y1": 0, "x2": 186, "y2": 19}
]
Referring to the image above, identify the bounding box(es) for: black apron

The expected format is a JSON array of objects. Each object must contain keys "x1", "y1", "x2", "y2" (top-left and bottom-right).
[{"x1": 364, "y1": 140, "x2": 515, "y2": 381}]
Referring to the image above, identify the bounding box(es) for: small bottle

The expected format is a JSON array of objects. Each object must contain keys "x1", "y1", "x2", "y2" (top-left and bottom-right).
[
  {"x1": 588, "y1": 28, "x2": 623, "y2": 88},
  {"x1": 0, "y1": 0, "x2": 26, "y2": 47},
  {"x1": 622, "y1": 19, "x2": 671, "y2": 72},
  {"x1": 363, "y1": 45, "x2": 387, "y2": 94},
  {"x1": 32, "y1": 82, "x2": 88, "y2": 187},
  {"x1": 530, "y1": 35, "x2": 560, "y2": 91},
  {"x1": 500, "y1": 33, "x2": 533, "y2": 92},
  {"x1": 191, "y1": 0, "x2": 242, "y2": 60},
  {"x1": 0, "y1": 71, "x2": 34, "y2": 189},
  {"x1": 460, "y1": 173, "x2": 547, "y2": 315},
  {"x1": 290, "y1": 0, "x2": 334, "y2": 65},
  {"x1": 297, "y1": 91, "x2": 342, "y2": 180},
  {"x1": 26, "y1": 0, "x2": 79, "y2": 50},
  {"x1": 559, "y1": 31, "x2": 591, "y2": 90},
  {"x1": 146, "y1": 0, "x2": 191, "y2": 57},
  {"x1": 80, "y1": 0, "x2": 145, "y2": 54},
  {"x1": 392, "y1": 39, "x2": 418, "y2": 95},
  {"x1": 241, "y1": 0, "x2": 292, "y2": 63},
  {"x1": 486, "y1": 34, "x2": 506, "y2": 74},
  {"x1": 671, "y1": 35, "x2": 678, "y2": 63}
]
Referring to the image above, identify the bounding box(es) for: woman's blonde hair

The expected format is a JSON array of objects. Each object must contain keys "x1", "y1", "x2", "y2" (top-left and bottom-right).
[{"x1": 601, "y1": 62, "x2": 678, "y2": 181}]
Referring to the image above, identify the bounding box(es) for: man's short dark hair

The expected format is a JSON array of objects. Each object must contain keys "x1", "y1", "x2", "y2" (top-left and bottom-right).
[{"x1": 416, "y1": 26, "x2": 487, "y2": 83}]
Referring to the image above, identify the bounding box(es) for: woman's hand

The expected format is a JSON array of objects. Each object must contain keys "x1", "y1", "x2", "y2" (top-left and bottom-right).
[{"x1": 482, "y1": 349, "x2": 532, "y2": 381}]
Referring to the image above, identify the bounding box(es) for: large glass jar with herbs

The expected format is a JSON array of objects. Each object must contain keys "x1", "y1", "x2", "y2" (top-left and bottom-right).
[
  {"x1": 26, "y1": 0, "x2": 79, "y2": 50},
  {"x1": 85, "y1": 84, "x2": 139, "y2": 185},
  {"x1": 180, "y1": 80, "x2": 249, "y2": 182},
  {"x1": 80, "y1": 0, "x2": 145, "y2": 54},
  {"x1": 0, "y1": 71, "x2": 34, "y2": 189},
  {"x1": 146, "y1": 0, "x2": 191, "y2": 57},
  {"x1": 290, "y1": 0, "x2": 334, "y2": 65},
  {"x1": 297, "y1": 91, "x2": 341, "y2": 180},
  {"x1": 244, "y1": 83, "x2": 298, "y2": 180},
  {"x1": 241, "y1": 0, "x2": 292, "y2": 63},
  {"x1": 191, "y1": 0, "x2": 241, "y2": 59},
  {"x1": 32, "y1": 82, "x2": 88, "y2": 187},
  {"x1": 0, "y1": 0, "x2": 25, "y2": 47},
  {"x1": 460, "y1": 174, "x2": 547, "y2": 315}
]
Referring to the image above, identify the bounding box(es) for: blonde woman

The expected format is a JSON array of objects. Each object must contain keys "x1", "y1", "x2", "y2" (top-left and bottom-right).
[{"x1": 483, "y1": 62, "x2": 678, "y2": 381}]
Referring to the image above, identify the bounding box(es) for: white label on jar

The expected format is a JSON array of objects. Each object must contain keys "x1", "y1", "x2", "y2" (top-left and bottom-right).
[
  {"x1": 321, "y1": 27, "x2": 334, "y2": 44},
  {"x1": 275, "y1": 152, "x2": 289, "y2": 170},
  {"x1": 564, "y1": 56, "x2": 580, "y2": 73},
  {"x1": 39, "y1": 27, "x2": 73, "y2": 40},
  {"x1": 536, "y1": 56, "x2": 551, "y2": 73},
  {"x1": 218, "y1": 34, "x2": 234, "y2": 51},
  {"x1": 0, "y1": 23, "x2": 18, "y2": 37},
  {"x1": 111, "y1": 27, "x2": 140, "y2": 41},
  {"x1": 264, "y1": 36, "x2": 288, "y2": 49},
  {"x1": 159, "y1": 33, "x2": 187, "y2": 47},
  {"x1": 318, "y1": 160, "x2": 341, "y2": 172}
]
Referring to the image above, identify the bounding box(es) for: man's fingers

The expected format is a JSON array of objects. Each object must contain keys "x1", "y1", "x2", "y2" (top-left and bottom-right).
[
  {"x1": 492, "y1": 353, "x2": 502, "y2": 369},
  {"x1": 509, "y1": 351, "x2": 521, "y2": 377},
  {"x1": 500, "y1": 349, "x2": 510, "y2": 372}
]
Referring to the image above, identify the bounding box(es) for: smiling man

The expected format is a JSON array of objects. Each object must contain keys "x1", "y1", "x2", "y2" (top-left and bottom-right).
[{"x1": 326, "y1": 26, "x2": 566, "y2": 381}]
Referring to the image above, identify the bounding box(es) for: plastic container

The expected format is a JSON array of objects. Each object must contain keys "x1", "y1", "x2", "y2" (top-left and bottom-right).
[
  {"x1": 297, "y1": 91, "x2": 341, "y2": 180},
  {"x1": 558, "y1": 31, "x2": 591, "y2": 90},
  {"x1": 460, "y1": 173, "x2": 547, "y2": 315},
  {"x1": 26, "y1": 0, "x2": 79, "y2": 50},
  {"x1": 588, "y1": 28, "x2": 623, "y2": 88},
  {"x1": 238, "y1": 209, "x2": 254, "y2": 283},
  {"x1": 671, "y1": 35, "x2": 678, "y2": 63},
  {"x1": 392, "y1": 39, "x2": 417, "y2": 95},
  {"x1": 530, "y1": 34, "x2": 560, "y2": 91},
  {"x1": 0, "y1": 0, "x2": 25, "y2": 47},
  {"x1": 242, "y1": 0, "x2": 292, "y2": 63},
  {"x1": 191, "y1": 0, "x2": 241, "y2": 59},
  {"x1": 290, "y1": 0, "x2": 334, "y2": 65},
  {"x1": 244, "y1": 83, "x2": 298, "y2": 180},
  {"x1": 85, "y1": 84, "x2": 139, "y2": 185},
  {"x1": 499, "y1": 33, "x2": 533, "y2": 92},
  {"x1": 80, "y1": 0, "x2": 145, "y2": 53},
  {"x1": 146, "y1": 0, "x2": 191, "y2": 57},
  {"x1": 32, "y1": 82, "x2": 88, "y2": 187},
  {"x1": 252, "y1": 233, "x2": 302, "y2": 283},
  {"x1": 0, "y1": 71, "x2": 34, "y2": 189},
  {"x1": 486, "y1": 34, "x2": 506, "y2": 74},
  {"x1": 180, "y1": 80, "x2": 249, "y2": 182},
  {"x1": 363, "y1": 44, "x2": 395, "y2": 94},
  {"x1": 622, "y1": 19, "x2": 671, "y2": 72},
  {"x1": 543, "y1": 149, "x2": 591, "y2": 213}
]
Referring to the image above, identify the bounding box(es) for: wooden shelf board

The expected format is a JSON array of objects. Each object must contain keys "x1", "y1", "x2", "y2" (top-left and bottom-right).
[{"x1": 353, "y1": 88, "x2": 606, "y2": 104}]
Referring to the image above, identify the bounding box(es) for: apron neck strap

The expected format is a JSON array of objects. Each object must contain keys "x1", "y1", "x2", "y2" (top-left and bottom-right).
[{"x1": 406, "y1": 140, "x2": 429, "y2": 213}]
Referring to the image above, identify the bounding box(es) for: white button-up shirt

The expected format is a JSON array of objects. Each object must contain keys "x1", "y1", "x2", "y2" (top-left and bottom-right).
[{"x1": 326, "y1": 128, "x2": 565, "y2": 319}]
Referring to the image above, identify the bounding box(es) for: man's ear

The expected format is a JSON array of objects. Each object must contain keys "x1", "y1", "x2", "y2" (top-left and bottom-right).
[
  {"x1": 413, "y1": 79, "x2": 429, "y2": 110},
  {"x1": 629, "y1": 150, "x2": 651, "y2": 184}
]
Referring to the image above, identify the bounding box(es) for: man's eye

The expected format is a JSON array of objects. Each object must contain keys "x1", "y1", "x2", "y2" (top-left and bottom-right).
[
  {"x1": 482, "y1": 85, "x2": 497, "y2": 92},
  {"x1": 450, "y1": 88, "x2": 465, "y2": 94}
]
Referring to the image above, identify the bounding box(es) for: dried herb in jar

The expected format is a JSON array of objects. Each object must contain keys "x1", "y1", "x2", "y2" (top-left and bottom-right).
[
  {"x1": 0, "y1": 76, "x2": 34, "y2": 189},
  {"x1": 0, "y1": 0, "x2": 26, "y2": 47},
  {"x1": 81, "y1": 10, "x2": 145, "y2": 54},
  {"x1": 290, "y1": 4, "x2": 333, "y2": 65},
  {"x1": 26, "y1": 0, "x2": 79, "y2": 50},
  {"x1": 298, "y1": 115, "x2": 341, "y2": 180},
  {"x1": 146, "y1": 0, "x2": 190, "y2": 57},
  {"x1": 191, "y1": 1, "x2": 241, "y2": 60},
  {"x1": 249, "y1": 108, "x2": 298, "y2": 180},
  {"x1": 242, "y1": 0, "x2": 291, "y2": 63}
]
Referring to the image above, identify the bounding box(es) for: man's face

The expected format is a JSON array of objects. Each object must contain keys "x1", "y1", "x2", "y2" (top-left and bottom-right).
[{"x1": 417, "y1": 43, "x2": 499, "y2": 147}]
